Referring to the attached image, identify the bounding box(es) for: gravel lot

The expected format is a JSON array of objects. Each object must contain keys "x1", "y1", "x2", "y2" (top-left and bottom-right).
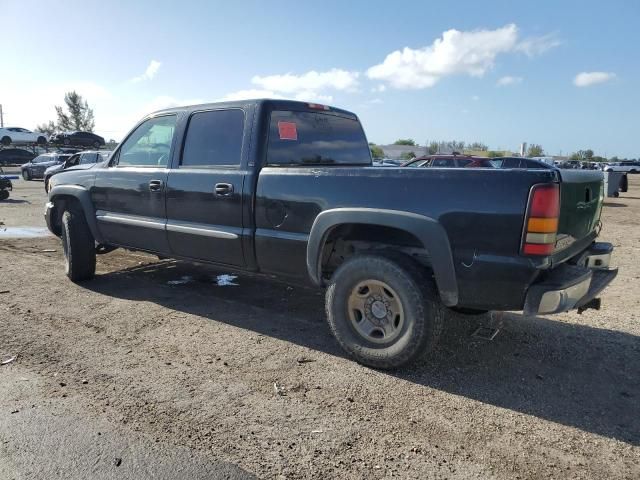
[{"x1": 1, "y1": 174, "x2": 639, "y2": 479}]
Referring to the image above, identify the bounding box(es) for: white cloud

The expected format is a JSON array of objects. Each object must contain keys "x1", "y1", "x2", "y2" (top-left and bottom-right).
[
  {"x1": 497, "y1": 75, "x2": 523, "y2": 86},
  {"x1": 515, "y1": 33, "x2": 561, "y2": 56},
  {"x1": 131, "y1": 60, "x2": 162, "y2": 82},
  {"x1": 251, "y1": 68, "x2": 359, "y2": 94},
  {"x1": 219, "y1": 88, "x2": 332, "y2": 104},
  {"x1": 367, "y1": 24, "x2": 519, "y2": 89},
  {"x1": 573, "y1": 71, "x2": 616, "y2": 87},
  {"x1": 367, "y1": 24, "x2": 559, "y2": 89},
  {"x1": 218, "y1": 89, "x2": 285, "y2": 101},
  {"x1": 368, "y1": 98, "x2": 383, "y2": 104},
  {"x1": 371, "y1": 84, "x2": 386, "y2": 93}
]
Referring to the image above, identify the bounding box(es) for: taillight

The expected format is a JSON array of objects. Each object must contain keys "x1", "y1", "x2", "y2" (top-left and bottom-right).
[{"x1": 522, "y1": 184, "x2": 559, "y2": 256}]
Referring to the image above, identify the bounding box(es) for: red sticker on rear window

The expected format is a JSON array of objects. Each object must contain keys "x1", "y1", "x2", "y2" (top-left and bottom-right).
[{"x1": 278, "y1": 121, "x2": 298, "y2": 141}]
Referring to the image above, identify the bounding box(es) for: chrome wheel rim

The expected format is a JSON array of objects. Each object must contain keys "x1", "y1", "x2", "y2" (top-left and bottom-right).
[{"x1": 347, "y1": 280, "x2": 404, "y2": 344}]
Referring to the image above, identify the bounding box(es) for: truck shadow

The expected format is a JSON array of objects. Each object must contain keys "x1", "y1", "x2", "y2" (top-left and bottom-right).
[{"x1": 85, "y1": 258, "x2": 640, "y2": 446}]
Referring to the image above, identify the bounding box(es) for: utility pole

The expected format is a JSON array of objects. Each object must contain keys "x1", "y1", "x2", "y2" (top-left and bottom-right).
[{"x1": 0, "y1": 104, "x2": 4, "y2": 127}]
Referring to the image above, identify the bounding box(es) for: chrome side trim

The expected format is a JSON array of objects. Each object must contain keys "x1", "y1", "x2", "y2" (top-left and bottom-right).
[
  {"x1": 166, "y1": 221, "x2": 238, "y2": 240},
  {"x1": 95, "y1": 210, "x2": 166, "y2": 230}
]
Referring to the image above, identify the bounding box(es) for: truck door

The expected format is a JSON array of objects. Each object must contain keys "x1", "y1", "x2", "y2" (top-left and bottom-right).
[
  {"x1": 91, "y1": 114, "x2": 177, "y2": 253},
  {"x1": 165, "y1": 108, "x2": 248, "y2": 267}
]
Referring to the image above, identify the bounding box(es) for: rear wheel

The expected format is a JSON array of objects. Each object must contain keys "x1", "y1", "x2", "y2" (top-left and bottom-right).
[
  {"x1": 37, "y1": 136, "x2": 47, "y2": 145},
  {"x1": 1, "y1": 136, "x2": 11, "y2": 146},
  {"x1": 61, "y1": 203, "x2": 96, "y2": 282},
  {"x1": 325, "y1": 254, "x2": 444, "y2": 369},
  {"x1": 0, "y1": 190, "x2": 9, "y2": 201}
]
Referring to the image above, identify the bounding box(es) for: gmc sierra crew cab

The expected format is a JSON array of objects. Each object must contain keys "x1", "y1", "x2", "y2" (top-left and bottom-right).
[{"x1": 45, "y1": 99, "x2": 617, "y2": 369}]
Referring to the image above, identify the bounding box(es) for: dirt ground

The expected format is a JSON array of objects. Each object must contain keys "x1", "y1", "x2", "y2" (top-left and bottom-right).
[{"x1": 1, "y1": 174, "x2": 639, "y2": 479}]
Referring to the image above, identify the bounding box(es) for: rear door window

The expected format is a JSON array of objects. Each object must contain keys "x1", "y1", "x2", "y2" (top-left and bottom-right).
[
  {"x1": 181, "y1": 109, "x2": 244, "y2": 168},
  {"x1": 267, "y1": 110, "x2": 371, "y2": 166}
]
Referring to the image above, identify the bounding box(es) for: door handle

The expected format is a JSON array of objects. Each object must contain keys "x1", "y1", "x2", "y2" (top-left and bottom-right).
[
  {"x1": 215, "y1": 183, "x2": 234, "y2": 196},
  {"x1": 149, "y1": 180, "x2": 164, "y2": 192}
]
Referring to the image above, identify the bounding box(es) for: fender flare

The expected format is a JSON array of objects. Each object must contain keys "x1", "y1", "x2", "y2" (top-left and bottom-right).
[
  {"x1": 49, "y1": 185, "x2": 102, "y2": 242},
  {"x1": 306, "y1": 208, "x2": 458, "y2": 306}
]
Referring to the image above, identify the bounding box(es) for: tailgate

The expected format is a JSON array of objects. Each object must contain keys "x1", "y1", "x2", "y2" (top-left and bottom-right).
[{"x1": 555, "y1": 169, "x2": 604, "y2": 252}]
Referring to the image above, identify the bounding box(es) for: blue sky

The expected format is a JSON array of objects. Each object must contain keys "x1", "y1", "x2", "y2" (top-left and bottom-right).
[{"x1": 2, "y1": 0, "x2": 638, "y2": 157}]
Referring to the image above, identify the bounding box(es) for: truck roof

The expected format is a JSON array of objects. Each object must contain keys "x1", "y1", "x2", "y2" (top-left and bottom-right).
[{"x1": 150, "y1": 98, "x2": 359, "y2": 119}]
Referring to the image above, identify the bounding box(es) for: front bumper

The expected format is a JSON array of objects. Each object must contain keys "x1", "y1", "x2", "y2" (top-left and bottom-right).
[
  {"x1": 44, "y1": 201, "x2": 56, "y2": 235},
  {"x1": 523, "y1": 242, "x2": 617, "y2": 315}
]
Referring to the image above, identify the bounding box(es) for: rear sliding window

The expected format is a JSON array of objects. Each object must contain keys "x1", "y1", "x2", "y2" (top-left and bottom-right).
[{"x1": 267, "y1": 110, "x2": 371, "y2": 166}]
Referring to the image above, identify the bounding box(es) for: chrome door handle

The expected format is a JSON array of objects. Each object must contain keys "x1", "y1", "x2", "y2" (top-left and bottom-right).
[
  {"x1": 149, "y1": 180, "x2": 164, "y2": 192},
  {"x1": 215, "y1": 183, "x2": 233, "y2": 196}
]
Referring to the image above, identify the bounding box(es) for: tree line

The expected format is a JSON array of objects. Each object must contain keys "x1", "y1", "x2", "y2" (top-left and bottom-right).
[
  {"x1": 368, "y1": 139, "x2": 633, "y2": 161},
  {"x1": 36, "y1": 91, "x2": 95, "y2": 136}
]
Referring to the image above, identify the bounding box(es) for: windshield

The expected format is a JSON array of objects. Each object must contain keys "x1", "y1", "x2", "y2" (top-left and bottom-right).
[{"x1": 267, "y1": 110, "x2": 371, "y2": 166}]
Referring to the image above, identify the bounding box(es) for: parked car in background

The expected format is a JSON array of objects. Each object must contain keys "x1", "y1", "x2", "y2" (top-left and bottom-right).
[
  {"x1": 0, "y1": 127, "x2": 47, "y2": 146},
  {"x1": 0, "y1": 148, "x2": 36, "y2": 165},
  {"x1": 403, "y1": 155, "x2": 495, "y2": 168},
  {"x1": 21, "y1": 153, "x2": 72, "y2": 180},
  {"x1": 490, "y1": 157, "x2": 555, "y2": 169},
  {"x1": 0, "y1": 166, "x2": 12, "y2": 200},
  {"x1": 44, "y1": 150, "x2": 111, "y2": 192},
  {"x1": 49, "y1": 131, "x2": 105, "y2": 148},
  {"x1": 604, "y1": 161, "x2": 639, "y2": 173}
]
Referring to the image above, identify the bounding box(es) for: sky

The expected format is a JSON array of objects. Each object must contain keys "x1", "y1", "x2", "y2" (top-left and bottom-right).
[{"x1": 1, "y1": 0, "x2": 638, "y2": 158}]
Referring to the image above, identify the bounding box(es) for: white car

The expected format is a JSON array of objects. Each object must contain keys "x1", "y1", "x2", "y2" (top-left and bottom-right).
[
  {"x1": 604, "y1": 162, "x2": 639, "y2": 173},
  {"x1": 0, "y1": 127, "x2": 47, "y2": 146}
]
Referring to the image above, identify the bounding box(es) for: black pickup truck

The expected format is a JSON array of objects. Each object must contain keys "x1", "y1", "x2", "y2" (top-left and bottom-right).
[{"x1": 45, "y1": 100, "x2": 617, "y2": 368}]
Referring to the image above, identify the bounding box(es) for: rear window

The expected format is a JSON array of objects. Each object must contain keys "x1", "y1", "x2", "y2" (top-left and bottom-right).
[
  {"x1": 181, "y1": 109, "x2": 244, "y2": 168},
  {"x1": 267, "y1": 110, "x2": 371, "y2": 166}
]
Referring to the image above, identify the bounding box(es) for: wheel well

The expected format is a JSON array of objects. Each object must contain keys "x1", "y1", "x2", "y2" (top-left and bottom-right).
[
  {"x1": 49, "y1": 195, "x2": 81, "y2": 236},
  {"x1": 319, "y1": 223, "x2": 431, "y2": 281}
]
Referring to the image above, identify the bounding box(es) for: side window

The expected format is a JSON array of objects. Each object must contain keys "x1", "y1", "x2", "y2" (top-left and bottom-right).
[
  {"x1": 80, "y1": 153, "x2": 97, "y2": 164},
  {"x1": 503, "y1": 158, "x2": 522, "y2": 169},
  {"x1": 116, "y1": 115, "x2": 177, "y2": 167},
  {"x1": 432, "y1": 158, "x2": 450, "y2": 167},
  {"x1": 181, "y1": 109, "x2": 244, "y2": 168}
]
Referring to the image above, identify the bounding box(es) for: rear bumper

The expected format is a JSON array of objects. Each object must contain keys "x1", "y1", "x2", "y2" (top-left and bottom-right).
[{"x1": 523, "y1": 242, "x2": 617, "y2": 315}]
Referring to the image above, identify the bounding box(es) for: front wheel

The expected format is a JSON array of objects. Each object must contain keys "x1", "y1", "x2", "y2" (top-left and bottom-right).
[
  {"x1": 22, "y1": 169, "x2": 31, "y2": 180},
  {"x1": 61, "y1": 204, "x2": 96, "y2": 282},
  {"x1": 0, "y1": 136, "x2": 10, "y2": 146},
  {"x1": 325, "y1": 254, "x2": 444, "y2": 369}
]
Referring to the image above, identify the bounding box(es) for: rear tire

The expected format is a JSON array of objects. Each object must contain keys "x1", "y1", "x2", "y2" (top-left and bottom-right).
[
  {"x1": 325, "y1": 254, "x2": 444, "y2": 369},
  {"x1": 61, "y1": 204, "x2": 96, "y2": 282},
  {"x1": 0, "y1": 136, "x2": 10, "y2": 146},
  {"x1": 37, "y1": 136, "x2": 47, "y2": 145},
  {"x1": 0, "y1": 190, "x2": 9, "y2": 201}
]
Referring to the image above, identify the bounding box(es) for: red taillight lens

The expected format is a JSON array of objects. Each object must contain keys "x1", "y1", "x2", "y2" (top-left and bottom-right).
[
  {"x1": 522, "y1": 183, "x2": 560, "y2": 256},
  {"x1": 529, "y1": 184, "x2": 560, "y2": 218}
]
